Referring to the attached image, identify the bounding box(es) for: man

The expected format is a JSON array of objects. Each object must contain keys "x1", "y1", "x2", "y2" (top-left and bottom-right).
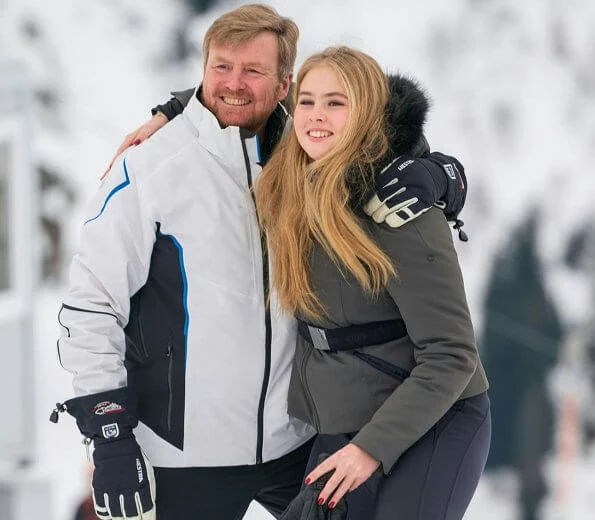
[{"x1": 52, "y1": 4, "x2": 468, "y2": 520}]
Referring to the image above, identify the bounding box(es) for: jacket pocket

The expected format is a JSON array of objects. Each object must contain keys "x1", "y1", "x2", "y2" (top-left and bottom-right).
[
  {"x1": 288, "y1": 340, "x2": 321, "y2": 431},
  {"x1": 351, "y1": 350, "x2": 410, "y2": 381},
  {"x1": 126, "y1": 336, "x2": 186, "y2": 450}
]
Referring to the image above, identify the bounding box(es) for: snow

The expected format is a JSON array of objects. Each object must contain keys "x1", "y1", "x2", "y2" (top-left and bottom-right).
[{"x1": 1, "y1": 0, "x2": 594, "y2": 518}]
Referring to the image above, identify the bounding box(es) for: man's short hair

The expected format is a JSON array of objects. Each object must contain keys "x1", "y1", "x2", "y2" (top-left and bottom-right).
[{"x1": 203, "y1": 4, "x2": 299, "y2": 79}]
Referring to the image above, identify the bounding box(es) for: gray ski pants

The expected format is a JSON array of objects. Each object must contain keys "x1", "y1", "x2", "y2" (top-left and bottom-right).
[{"x1": 306, "y1": 392, "x2": 491, "y2": 520}]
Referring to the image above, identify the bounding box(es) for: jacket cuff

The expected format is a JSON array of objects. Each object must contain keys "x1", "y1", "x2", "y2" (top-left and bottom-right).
[
  {"x1": 150, "y1": 97, "x2": 184, "y2": 121},
  {"x1": 65, "y1": 386, "x2": 138, "y2": 443}
]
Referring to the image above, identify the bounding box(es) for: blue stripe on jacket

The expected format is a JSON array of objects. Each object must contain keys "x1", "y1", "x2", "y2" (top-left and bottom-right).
[
  {"x1": 160, "y1": 233, "x2": 190, "y2": 362},
  {"x1": 85, "y1": 158, "x2": 131, "y2": 224}
]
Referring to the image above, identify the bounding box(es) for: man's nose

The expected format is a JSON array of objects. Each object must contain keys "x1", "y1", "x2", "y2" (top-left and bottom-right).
[{"x1": 225, "y1": 70, "x2": 246, "y2": 91}]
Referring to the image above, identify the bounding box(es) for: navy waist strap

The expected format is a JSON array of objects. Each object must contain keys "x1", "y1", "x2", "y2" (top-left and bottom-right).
[{"x1": 297, "y1": 319, "x2": 407, "y2": 352}]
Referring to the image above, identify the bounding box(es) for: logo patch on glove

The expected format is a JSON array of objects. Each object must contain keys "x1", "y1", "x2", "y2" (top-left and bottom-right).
[
  {"x1": 136, "y1": 458, "x2": 144, "y2": 483},
  {"x1": 92, "y1": 400, "x2": 126, "y2": 415},
  {"x1": 442, "y1": 163, "x2": 457, "y2": 180},
  {"x1": 102, "y1": 423, "x2": 120, "y2": 439},
  {"x1": 397, "y1": 159, "x2": 414, "y2": 171}
]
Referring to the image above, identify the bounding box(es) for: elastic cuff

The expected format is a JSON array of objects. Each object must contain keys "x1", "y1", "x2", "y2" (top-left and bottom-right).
[
  {"x1": 65, "y1": 387, "x2": 138, "y2": 439},
  {"x1": 150, "y1": 98, "x2": 183, "y2": 121}
]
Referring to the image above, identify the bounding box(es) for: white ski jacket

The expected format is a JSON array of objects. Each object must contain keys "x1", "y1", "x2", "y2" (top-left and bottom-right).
[{"x1": 58, "y1": 92, "x2": 314, "y2": 468}]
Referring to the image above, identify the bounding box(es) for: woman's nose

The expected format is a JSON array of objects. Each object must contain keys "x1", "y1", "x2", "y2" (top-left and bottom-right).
[{"x1": 309, "y1": 109, "x2": 326, "y2": 122}]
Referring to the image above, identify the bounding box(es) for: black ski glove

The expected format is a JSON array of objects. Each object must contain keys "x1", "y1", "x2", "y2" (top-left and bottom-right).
[
  {"x1": 280, "y1": 454, "x2": 348, "y2": 520},
  {"x1": 427, "y1": 151, "x2": 467, "y2": 221},
  {"x1": 54, "y1": 387, "x2": 156, "y2": 520},
  {"x1": 364, "y1": 152, "x2": 468, "y2": 240}
]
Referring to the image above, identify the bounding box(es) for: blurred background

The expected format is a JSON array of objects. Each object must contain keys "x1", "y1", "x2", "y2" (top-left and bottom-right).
[{"x1": 0, "y1": 0, "x2": 594, "y2": 518}]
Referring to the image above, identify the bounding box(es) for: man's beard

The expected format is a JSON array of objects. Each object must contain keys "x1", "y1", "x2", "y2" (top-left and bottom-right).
[
  {"x1": 214, "y1": 107, "x2": 263, "y2": 132},
  {"x1": 205, "y1": 85, "x2": 281, "y2": 133}
]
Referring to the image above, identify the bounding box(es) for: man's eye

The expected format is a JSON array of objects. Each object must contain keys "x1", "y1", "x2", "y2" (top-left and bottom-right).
[
  {"x1": 246, "y1": 68, "x2": 262, "y2": 75},
  {"x1": 215, "y1": 64, "x2": 230, "y2": 71}
]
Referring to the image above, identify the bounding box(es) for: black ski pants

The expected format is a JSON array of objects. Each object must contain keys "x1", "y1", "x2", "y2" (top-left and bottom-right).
[
  {"x1": 306, "y1": 392, "x2": 491, "y2": 520},
  {"x1": 153, "y1": 437, "x2": 314, "y2": 519}
]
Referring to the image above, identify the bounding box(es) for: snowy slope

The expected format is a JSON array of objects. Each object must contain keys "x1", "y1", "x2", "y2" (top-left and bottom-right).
[{"x1": 1, "y1": 0, "x2": 594, "y2": 518}]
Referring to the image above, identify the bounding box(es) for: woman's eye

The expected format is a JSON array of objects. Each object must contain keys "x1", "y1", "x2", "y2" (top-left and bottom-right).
[{"x1": 298, "y1": 99, "x2": 314, "y2": 105}]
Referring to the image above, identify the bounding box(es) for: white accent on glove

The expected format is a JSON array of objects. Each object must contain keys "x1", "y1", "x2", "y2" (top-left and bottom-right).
[
  {"x1": 92, "y1": 450, "x2": 156, "y2": 520},
  {"x1": 363, "y1": 156, "x2": 432, "y2": 228},
  {"x1": 364, "y1": 191, "x2": 427, "y2": 228}
]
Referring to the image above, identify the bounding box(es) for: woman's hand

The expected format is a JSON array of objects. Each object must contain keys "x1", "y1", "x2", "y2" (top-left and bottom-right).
[
  {"x1": 102, "y1": 112, "x2": 168, "y2": 178},
  {"x1": 304, "y1": 443, "x2": 380, "y2": 509}
]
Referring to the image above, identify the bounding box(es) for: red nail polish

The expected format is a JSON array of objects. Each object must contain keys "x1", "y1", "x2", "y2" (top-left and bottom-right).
[
  {"x1": 133, "y1": 139, "x2": 141, "y2": 145},
  {"x1": 317, "y1": 497, "x2": 324, "y2": 506},
  {"x1": 329, "y1": 501, "x2": 335, "y2": 509},
  {"x1": 304, "y1": 478, "x2": 311, "y2": 485}
]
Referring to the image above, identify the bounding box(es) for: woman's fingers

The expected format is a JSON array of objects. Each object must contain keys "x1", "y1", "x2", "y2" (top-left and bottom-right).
[
  {"x1": 307, "y1": 444, "x2": 381, "y2": 508},
  {"x1": 326, "y1": 476, "x2": 354, "y2": 508},
  {"x1": 102, "y1": 113, "x2": 168, "y2": 178},
  {"x1": 304, "y1": 456, "x2": 336, "y2": 485},
  {"x1": 318, "y1": 468, "x2": 346, "y2": 505},
  {"x1": 114, "y1": 133, "x2": 136, "y2": 155},
  {"x1": 102, "y1": 132, "x2": 139, "y2": 178}
]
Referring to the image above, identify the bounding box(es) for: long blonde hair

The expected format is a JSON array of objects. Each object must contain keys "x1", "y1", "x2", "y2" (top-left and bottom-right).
[{"x1": 255, "y1": 46, "x2": 396, "y2": 319}]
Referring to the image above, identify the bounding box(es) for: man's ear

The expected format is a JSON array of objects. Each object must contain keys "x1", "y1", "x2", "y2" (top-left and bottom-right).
[{"x1": 278, "y1": 73, "x2": 293, "y2": 101}]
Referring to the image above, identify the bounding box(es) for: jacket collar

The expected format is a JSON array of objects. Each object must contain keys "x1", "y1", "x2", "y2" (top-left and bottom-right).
[
  {"x1": 259, "y1": 102, "x2": 290, "y2": 165},
  {"x1": 181, "y1": 87, "x2": 290, "y2": 165},
  {"x1": 181, "y1": 87, "x2": 243, "y2": 161}
]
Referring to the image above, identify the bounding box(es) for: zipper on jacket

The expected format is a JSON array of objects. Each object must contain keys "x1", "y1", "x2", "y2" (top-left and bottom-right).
[
  {"x1": 166, "y1": 343, "x2": 174, "y2": 432},
  {"x1": 255, "y1": 292, "x2": 272, "y2": 464},
  {"x1": 241, "y1": 134, "x2": 271, "y2": 464},
  {"x1": 351, "y1": 350, "x2": 410, "y2": 381}
]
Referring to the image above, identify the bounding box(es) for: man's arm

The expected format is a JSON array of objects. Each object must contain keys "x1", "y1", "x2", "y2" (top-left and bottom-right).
[
  {"x1": 108, "y1": 92, "x2": 469, "y2": 238},
  {"x1": 364, "y1": 152, "x2": 468, "y2": 239},
  {"x1": 60, "y1": 155, "x2": 156, "y2": 393},
  {"x1": 352, "y1": 208, "x2": 478, "y2": 472},
  {"x1": 56, "y1": 155, "x2": 157, "y2": 520}
]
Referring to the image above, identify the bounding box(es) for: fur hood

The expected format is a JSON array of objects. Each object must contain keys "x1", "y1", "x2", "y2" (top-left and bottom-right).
[
  {"x1": 346, "y1": 74, "x2": 431, "y2": 208},
  {"x1": 385, "y1": 74, "x2": 431, "y2": 157}
]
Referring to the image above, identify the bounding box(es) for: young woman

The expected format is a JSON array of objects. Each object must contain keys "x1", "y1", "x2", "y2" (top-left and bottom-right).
[{"x1": 255, "y1": 47, "x2": 491, "y2": 520}]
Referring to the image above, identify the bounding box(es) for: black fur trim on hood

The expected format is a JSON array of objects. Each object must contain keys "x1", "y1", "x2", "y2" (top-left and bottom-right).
[
  {"x1": 347, "y1": 74, "x2": 431, "y2": 210},
  {"x1": 385, "y1": 74, "x2": 431, "y2": 157}
]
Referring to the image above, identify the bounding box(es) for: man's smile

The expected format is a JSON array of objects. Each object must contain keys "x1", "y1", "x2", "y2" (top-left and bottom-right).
[{"x1": 221, "y1": 96, "x2": 251, "y2": 106}]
